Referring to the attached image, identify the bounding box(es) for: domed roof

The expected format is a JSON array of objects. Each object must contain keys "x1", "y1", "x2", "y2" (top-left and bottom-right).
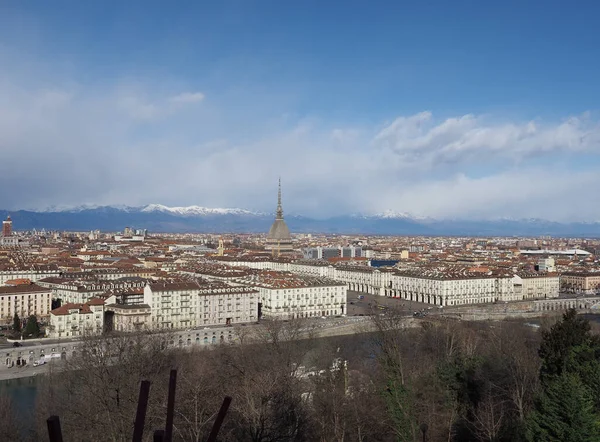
[{"x1": 267, "y1": 219, "x2": 291, "y2": 241}]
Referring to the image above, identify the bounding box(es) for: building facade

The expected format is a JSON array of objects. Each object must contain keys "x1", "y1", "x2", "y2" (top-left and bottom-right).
[
  {"x1": 0, "y1": 284, "x2": 52, "y2": 324},
  {"x1": 561, "y1": 272, "x2": 600, "y2": 294},
  {"x1": 0, "y1": 265, "x2": 60, "y2": 285},
  {"x1": 144, "y1": 281, "x2": 259, "y2": 329},
  {"x1": 234, "y1": 271, "x2": 347, "y2": 319},
  {"x1": 47, "y1": 299, "x2": 105, "y2": 338},
  {"x1": 513, "y1": 273, "x2": 560, "y2": 300}
]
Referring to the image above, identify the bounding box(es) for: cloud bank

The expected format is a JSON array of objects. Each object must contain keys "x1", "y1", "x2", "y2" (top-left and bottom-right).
[{"x1": 1, "y1": 65, "x2": 600, "y2": 222}]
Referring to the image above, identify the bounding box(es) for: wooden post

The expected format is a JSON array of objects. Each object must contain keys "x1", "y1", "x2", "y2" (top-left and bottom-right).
[
  {"x1": 132, "y1": 380, "x2": 151, "y2": 442},
  {"x1": 207, "y1": 396, "x2": 233, "y2": 442},
  {"x1": 47, "y1": 415, "x2": 64, "y2": 442},
  {"x1": 164, "y1": 369, "x2": 177, "y2": 442},
  {"x1": 153, "y1": 429, "x2": 165, "y2": 442}
]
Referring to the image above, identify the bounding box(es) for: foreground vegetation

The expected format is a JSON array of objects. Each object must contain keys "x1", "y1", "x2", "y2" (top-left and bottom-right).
[{"x1": 2, "y1": 310, "x2": 600, "y2": 441}]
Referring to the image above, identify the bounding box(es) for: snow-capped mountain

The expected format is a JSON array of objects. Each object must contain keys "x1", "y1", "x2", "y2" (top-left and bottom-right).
[
  {"x1": 140, "y1": 204, "x2": 263, "y2": 217},
  {"x1": 3, "y1": 204, "x2": 600, "y2": 236},
  {"x1": 372, "y1": 210, "x2": 432, "y2": 221}
]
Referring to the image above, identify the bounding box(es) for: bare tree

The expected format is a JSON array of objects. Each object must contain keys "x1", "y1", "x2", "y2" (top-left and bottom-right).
[
  {"x1": 0, "y1": 394, "x2": 23, "y2": 441},
  {"x1": 471, "y1": 382, "x2": 507, "y2": 442}
]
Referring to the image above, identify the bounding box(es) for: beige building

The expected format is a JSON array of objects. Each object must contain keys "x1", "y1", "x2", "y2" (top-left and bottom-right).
[
  {"x1": 234, "y1": 271, "x2": 347, "y2": 319},
  {"x1": 561, "y1": 272, "x2": 600, "y2": 294},
  {"x1": 0, "y1": 284, "x2": 52, "y2": 324},
  {"x1": 144, "y1": 281, "x2": 259, "y2": 330},
  {"x1": 47, "y1": 299, "x2": 105, "y2": 338},
  {"x1": 513, "y1": 273, "x2": 560, "y2": 300},
  {"x1": 106, "y1": 304, "x2": 151, "y2": 333}
]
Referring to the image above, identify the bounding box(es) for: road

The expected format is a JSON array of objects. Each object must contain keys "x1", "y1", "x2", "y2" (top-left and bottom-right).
[{"x1": 346, "y1": 290, "x2": 439, "y2": 316}]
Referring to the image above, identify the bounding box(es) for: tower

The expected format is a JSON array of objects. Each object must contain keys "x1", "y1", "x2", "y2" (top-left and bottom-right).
[
  {"x1": 2, "y1": 215, "x2": 12, "y2": 237},
  {"x1": 276, "y1": 177, "x2": 283, "y2": 220},
  {"x1": 217, "y1": 236, "x2": 224, "y2": 257},
  {"x1": 266, "y1": 178, "x2": 293, "y2": 254}
]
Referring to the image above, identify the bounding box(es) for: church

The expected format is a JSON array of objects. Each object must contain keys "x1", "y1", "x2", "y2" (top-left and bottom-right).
[{"x1": 265, "y1": 179, "x2": 294, "y2": 256}]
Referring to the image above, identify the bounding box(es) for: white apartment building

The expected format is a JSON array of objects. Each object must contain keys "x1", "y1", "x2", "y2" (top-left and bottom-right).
[
  {"x1": 0, "y1": 284, "x2": 52, "y2": 324},
  {"x1": 48, "y1": 299, "x2": 105, "y2": 338},
  {"x1": 106, "y1": 304, "x2": 152, "y2": 333},
  {"x1": 513, "y1": 273, "x2": 560, "y2": 300},
  {"x1": 234, "y1": 272, "x2": 347, "y2": 319},
  {"x1": 0, "y1": 264, "x2": 61, "y2": 285},
  {"x1": 218, "y1": 257, "x2": 556, "y2": 306},
  {"x1": 144, "y1": 281, "x2": 259, "y2": 330},
  {"x1": 37, "y1": 277, "x2": 148, "y2": 304}
]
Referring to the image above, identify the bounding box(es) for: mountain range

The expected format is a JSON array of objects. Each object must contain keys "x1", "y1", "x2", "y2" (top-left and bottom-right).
[{"x1": 2, "y1": 204, "x2": 600, "y2": 237}]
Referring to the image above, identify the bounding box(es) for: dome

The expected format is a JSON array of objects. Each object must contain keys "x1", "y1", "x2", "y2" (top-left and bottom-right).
[{"x1": 267, "y1": 219, "x2": 291, "y2": 241}]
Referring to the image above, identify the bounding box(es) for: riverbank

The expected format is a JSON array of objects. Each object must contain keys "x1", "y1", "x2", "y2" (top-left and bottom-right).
[{"x1": 0, "y1": 360, "x2": 56, "y2": 381}]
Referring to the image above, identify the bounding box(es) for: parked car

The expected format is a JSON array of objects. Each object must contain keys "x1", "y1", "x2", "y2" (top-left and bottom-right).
[{"x1": 12, "y1": 341, "x2": 21, "y2": 347}]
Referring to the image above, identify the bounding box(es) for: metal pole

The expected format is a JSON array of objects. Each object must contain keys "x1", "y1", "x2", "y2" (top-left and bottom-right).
[
  {"x1": 206, "y1": 396, "x2": 233, "y2": 442},
  {"x1": 47, "y1": 415, "x2": 64, "y2": 442},
  {"x1": 132, "y1": 380, "x2": 151, "y2": 442},
  {"x1": 164, "y1": 369, "x2": 177, "y2": 442}
]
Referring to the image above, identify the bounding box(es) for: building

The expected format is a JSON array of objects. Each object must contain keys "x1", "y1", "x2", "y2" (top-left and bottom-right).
[
  {"x1": 37, "y1": 276, "x2": 149, "y2": 305},
  {"x1": 105, "y1": 303, "x2": 152, "y2": 333},
  {"x1": 512, "y1": 273, "x2": 560, "y2": 300},
  {"x1": 0, "y1": 264, "x2": 61, "y2": 285},
  {"x1": 561, "y1": 272, "x2": 600, "y2": 294},
  {"x1": 537, "y1": 257, "x2": 556, "y2": 272},
  {"x1": 144, "y1": 280, "x2": 259, "y2": 329},
  {"x1": 265, "y1": 178, "x2": 293, "y2": 256},
  {"x1": 234, "y1": 271, "x2": 347, "y2": 319},
  {"x1": 0, "y1": 284, "x2": 52, "y2": 324},
  {"x1": 2, "y1": 215, "x2": 12, "y2": 237},
  {"x1": 47, "y1": 299, "x2": 105, "y2": 338},
  {"x1": 303, "y1": 246, "x2": 362, "y2": 260}
]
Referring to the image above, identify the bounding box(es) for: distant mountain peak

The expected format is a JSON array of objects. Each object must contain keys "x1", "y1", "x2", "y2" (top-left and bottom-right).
[
  {"x1": 140, "y1": 204, "x2": 263, "y2": 217},
  {"x1": 372, "y1": 209, "x2": 430, "y2": 221}
]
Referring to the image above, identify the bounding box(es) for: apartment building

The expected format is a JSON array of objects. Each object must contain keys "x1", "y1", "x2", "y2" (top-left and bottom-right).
[
  {"x1": 513, "y1": 273, "x2": 560, "y2": 300},
  {"x1": 144, "y1": 280, "x2": 259, "y2": 330},
  {"x1": 37, "y1": 276, "x2": 149, "y2": 304},
  {"x1": 47, "y1": 298, "x2": 105, "y2": 338},
  {"x1": 0, "y1": 284, "x2": 52, "y2": 324},
  {"x1": 220, "y1": 257, "x2": 558, "y2": 306},
  {"x1": 234, "y1": 271, "x2": 347, "y2": 319},
  {"x1": 561, "y1": 272, "x2": 600, "y2": 294},
  {"x1": 0, "y1": 264, "x2": 61, "y2": 285}
]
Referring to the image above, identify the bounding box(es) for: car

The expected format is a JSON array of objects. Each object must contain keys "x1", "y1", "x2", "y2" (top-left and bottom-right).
[{"x1": 12, "y1": 342, "x2": 21, "y2": 347}]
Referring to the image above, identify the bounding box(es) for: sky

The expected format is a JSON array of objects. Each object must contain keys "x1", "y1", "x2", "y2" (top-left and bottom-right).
[{"x1": 1, "y1": 1, "x2": 600, "y2": 221}]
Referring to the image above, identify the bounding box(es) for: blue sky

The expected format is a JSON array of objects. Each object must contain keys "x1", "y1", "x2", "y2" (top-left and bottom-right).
[{"x1": 1, "y1": 1, "x2": 600, "y2": 220}]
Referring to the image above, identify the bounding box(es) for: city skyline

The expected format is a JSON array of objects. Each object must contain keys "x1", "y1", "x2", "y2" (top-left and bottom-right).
[{"x1": 2, "y1": 2, "x2": 600, "y2": 221}]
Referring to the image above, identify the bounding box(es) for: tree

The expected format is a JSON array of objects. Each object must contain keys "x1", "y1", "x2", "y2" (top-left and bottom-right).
[
  {"x1": 538, "y1": 309, "x2": 596, "y2": 384},
  {"x1": 23, "y1": 315, "x2": 40, "y2": 338},
  {"x1": 12, "y1": 313, "x2": 21, "y2": 332},
  {"x1": 0, "y1": 394, "x2": 23, "y2": 441},
  {"x1": 526, "y1": 373, "x2": 600, "y2": 442}
]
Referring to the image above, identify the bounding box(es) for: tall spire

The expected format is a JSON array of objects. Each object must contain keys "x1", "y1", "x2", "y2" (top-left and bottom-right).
[{"x1": 276, "y1": 177, "x2": 283, "y2": 219}]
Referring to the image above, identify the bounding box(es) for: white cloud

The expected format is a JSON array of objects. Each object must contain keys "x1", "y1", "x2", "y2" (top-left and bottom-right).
[
  {"x1": 373, "y1": 112, "x2": 600, "y2": 168},
  {"x1": 169, "y1": 92, "x2": 205, "y2": 104},
  {"x1": 1, "y1": 66, "x2": 600, "y2": 221}
]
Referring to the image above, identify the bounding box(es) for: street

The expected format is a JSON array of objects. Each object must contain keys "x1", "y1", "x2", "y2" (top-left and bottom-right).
[{"x1": 346, "y1": 290, "x2": 437, "y2": 316}]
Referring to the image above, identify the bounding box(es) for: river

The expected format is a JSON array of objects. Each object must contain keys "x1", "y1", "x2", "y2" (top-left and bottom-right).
[{"x1": 0, "y1": 375, "x2": 40, "y2": 420}]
